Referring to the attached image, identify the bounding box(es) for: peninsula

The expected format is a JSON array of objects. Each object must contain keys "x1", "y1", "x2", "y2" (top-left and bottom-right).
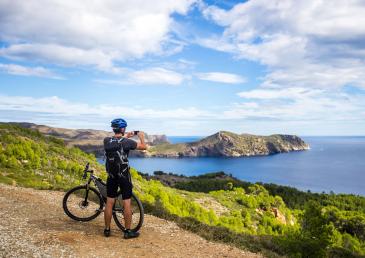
[{"x1": 133, "y1": 131, "x2": 309, "y2": 157}]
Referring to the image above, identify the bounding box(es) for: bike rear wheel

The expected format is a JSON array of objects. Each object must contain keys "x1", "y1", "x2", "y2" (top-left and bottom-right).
[
  {"x1": 63, "y1": 185, "x2": 103, "y2": 222},
  {"x1": 112, "y1": 192, "x2": 144, "y2": 232}
]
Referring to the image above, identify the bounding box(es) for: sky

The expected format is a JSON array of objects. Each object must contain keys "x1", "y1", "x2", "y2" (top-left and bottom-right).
[{"x1": 0, "y1": 0, "x2": 365, "y2": 136}]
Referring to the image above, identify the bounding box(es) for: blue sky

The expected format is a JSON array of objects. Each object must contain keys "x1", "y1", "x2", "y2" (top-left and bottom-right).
[{"x1": 0, "y1": 0, "x2": 365, "y2": 136}]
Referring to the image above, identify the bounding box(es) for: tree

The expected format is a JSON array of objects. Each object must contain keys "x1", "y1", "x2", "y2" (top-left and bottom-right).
[
  {"x1": 299, "y1": 201, "x2": 339, "y2": 257},
  {"x1": 226, "y1": 182, "x2": 233, "y2": 190}
]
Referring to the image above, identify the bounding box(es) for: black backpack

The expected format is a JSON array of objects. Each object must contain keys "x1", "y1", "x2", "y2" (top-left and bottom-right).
[{"x1": 103, "y1": 137, "x2": 129, "y2": 178}]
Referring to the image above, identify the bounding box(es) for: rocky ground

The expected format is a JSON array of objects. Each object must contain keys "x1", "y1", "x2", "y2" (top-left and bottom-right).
[{"x1": 0, "y1": 184, "x2": 262, "y2": 258}]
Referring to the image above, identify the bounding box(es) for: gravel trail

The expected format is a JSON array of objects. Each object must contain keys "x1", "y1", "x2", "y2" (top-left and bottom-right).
[{"x1": 0, "y1": 184, "x2": 262, "y2": 258}]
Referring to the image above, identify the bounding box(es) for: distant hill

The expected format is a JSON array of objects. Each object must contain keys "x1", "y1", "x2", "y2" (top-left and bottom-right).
[
  {"x1": 142, "y1": 131, "x2": 309, "y2": 157},
  {"x1": 7, "y1": 122, "x2": 169, "y2": 156}
]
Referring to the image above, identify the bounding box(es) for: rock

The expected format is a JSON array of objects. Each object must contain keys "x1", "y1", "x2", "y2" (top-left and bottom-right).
[{"x1": 271, "y1": 208, "x2": 287, "y2": 224}]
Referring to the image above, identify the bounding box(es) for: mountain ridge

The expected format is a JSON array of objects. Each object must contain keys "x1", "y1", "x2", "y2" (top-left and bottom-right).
[{"x1": 5, "y1": 122, "x2": 309, "y2": 158}]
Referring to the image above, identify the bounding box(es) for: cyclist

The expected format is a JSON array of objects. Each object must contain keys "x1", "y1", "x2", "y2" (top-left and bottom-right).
[{"x1": 103, "y1": 118, "x2": 147, "y2": 239}]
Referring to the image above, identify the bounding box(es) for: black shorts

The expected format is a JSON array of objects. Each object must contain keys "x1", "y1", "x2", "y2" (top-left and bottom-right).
[{"x1": 106, "y1": 171, "x2": 133, "y2": 200}]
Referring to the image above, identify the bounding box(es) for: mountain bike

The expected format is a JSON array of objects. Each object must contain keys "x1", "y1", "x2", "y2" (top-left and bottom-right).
[{"x1": 62, "y1": 163, "x2": 144, "y2": 232}]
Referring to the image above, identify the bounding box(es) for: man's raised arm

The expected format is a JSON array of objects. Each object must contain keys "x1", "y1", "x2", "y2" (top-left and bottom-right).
[{"x1": 136, "y1": 131, "x2": 147, "y2": 150}]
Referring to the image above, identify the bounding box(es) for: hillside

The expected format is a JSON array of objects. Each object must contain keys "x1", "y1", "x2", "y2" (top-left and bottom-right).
[
  {"x1": 8, "y1": 122, "x2": 169, "y2": 156},
  {"x1": 0, "y1": 124, "x2": 364, "y2": 257},
  {"x1": 144, "y1": 131, "x2": 309, "y2": 157},
  {"x1": 0, "y1": 123, "x2": 103, "y2": 189}
]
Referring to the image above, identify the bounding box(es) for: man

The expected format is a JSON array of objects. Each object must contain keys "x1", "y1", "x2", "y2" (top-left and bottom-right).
[{"x1": 103, "y1": 118, "x2": 147, "y2": 239}]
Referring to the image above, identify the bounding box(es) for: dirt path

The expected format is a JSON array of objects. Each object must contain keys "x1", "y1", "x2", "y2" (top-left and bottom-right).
[{"x1": 0, "y1": 184, "x2": 262, "y2": 258}]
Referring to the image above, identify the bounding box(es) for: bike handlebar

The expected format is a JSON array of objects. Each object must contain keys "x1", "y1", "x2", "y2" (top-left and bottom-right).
[{"x1": 82, "y1": 162, "x2": 94, "y2": 179}]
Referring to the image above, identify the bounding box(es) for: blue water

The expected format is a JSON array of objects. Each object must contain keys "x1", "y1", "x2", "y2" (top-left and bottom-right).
[
  {"x1": 127, "y1": 136, "x2": 365, "y2": 196},
  {"x1": 167, "y1": 136, "x2": 203, "y2": 144}
]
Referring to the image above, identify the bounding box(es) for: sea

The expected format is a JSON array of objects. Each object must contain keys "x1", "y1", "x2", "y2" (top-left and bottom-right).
[{"x1": 125, "y1": 136, "x2": 365, "y2": 196}]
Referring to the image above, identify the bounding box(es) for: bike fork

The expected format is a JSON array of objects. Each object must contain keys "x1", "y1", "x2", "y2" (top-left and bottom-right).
[{"x1": 83, "y1": 182, "x2": 91, "y2": 203}]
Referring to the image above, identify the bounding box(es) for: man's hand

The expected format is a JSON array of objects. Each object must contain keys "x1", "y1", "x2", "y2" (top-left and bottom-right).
[
  {"x1": 137, "y1": 131, "x2": 145, "y2": 138},
  {"x1": 125, "y1": 131, "x2": 135, "y2": 138},
  {"x1": 136, "y1": 131, "x2": 147, "y2": 150}
]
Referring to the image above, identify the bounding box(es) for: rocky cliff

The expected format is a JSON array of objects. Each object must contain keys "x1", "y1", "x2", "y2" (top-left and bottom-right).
[{"x1": 138, "y1": 131, "x2": 309, "y2": 157}]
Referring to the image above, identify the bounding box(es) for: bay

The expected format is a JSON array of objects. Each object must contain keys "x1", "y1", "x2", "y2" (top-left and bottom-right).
[{"x1": 126, "y1": 136, "x2": 365, "y2": 196}]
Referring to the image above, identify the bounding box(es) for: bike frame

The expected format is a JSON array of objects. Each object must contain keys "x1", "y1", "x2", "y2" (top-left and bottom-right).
[
  {"x1": 82, "y1": 163, "x2": 123, "y2": 202},
  {"x1": 82, "y1": 163, "x2": 107, "y2": 202}
]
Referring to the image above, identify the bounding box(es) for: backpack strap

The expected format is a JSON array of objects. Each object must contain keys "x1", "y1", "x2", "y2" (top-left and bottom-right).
[
  {"x1": 114, "y1": 137, "x2": 129, "y2": 165},
  {"x1": 106, "y1": 137, "x2": 129, "y2": 177}
]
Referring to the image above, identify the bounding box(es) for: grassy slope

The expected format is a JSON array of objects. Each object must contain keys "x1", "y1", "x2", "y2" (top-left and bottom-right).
[{"x1": 0, "y1": 124, "x2": 105, "y2": 189}]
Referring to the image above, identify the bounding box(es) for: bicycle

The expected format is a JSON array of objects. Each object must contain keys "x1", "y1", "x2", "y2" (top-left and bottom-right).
[{"x1": 62, "y1": 163, "x2": 144, "y2": 232}]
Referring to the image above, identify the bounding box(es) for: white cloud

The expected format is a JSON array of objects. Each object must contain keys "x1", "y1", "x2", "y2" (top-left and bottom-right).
[
  {"x1": 0, "y1": 44, "x2": 114, "y2": 70},
  {"x1": 0, "y1": 0, "x2": 196, "y2": 69},
  {"x1": 237, "y1": 87, "x2": 322, "y2": 100},
  {"x1": 196, "y1": 72, "x2": 246, "y2": 84},
  {"x1": 0, "y1": 93, "x2": 364, "y2": 135},
  {"x1": 129, "y1": 67, "x2": 185, "y2": 85},
  {"x1": 0, "y1": 63, "x2": 63, "y2": 79},
  {"x1": 0, "y1": 95, "x2": 210, "y2": 120},
  {"x1": 229, "y1": 87, "x2": 365, "y2": 122},
  {"x1": 0, "y1": 94, "x2": 216, "y2": 134},
  {"x1": 95, "y1": 67, "x2": 185, "y2": 85},
  {"x1": 201, "y1": 0, "x2": 365, "y2": 89}
]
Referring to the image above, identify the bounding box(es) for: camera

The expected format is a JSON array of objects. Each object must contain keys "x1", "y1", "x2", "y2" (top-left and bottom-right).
[{"x1": 133, "y1": 130, "x2": 140, "y2": 136}]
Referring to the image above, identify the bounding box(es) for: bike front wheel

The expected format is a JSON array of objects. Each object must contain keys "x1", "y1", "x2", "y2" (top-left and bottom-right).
[
  {"x1": 113, "y1": 192, "x2": 144, "y2": 232},
  {"x1": 63, "y1": 185, "x2": 103, "y2": 222}
]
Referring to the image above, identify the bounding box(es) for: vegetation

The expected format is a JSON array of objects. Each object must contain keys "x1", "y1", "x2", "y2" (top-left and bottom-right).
[
  {"x1": 148, "y1": 171, "x2": 365, "y2": 256},
  {"x1": 0, "y1": 123, "x2": 105, "y2": 189},
  {"x1": 172, "y1": 172, "x2": 365, "y2": 212},
  {"x1": 0, "y1": 124, "x2": 364, "y2": 257}
]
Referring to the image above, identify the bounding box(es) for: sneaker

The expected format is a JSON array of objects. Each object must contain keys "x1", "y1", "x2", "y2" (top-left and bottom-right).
[
  {"x1": 104, "y1": 228, "x2": 111, "y2": 237},
  {"x1": 124, "y1": 229, "x2": 140, "y2": 239}
]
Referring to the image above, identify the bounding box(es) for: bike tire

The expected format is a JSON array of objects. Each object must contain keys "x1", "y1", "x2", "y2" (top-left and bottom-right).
[
  {"x1": 63, "y1": 185, "x2": 103, "y2": 222},
  {"x1": 112, "y1": 192, "x2": 144, "y2": 232}
]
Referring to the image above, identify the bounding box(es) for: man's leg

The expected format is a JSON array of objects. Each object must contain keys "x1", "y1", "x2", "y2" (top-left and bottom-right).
[
  {"x1": 122, "y1": 197, "x2": 139, "y2": 239},
  {"x1": 123, "y1": 198, "x2": 132, "y2": 229},
  {"x1": 104, "y1": 197, "x2": 115, "y2": 229},
  {"x1": 120, "y1": 172, "x2": 139, "y2": 238}
]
